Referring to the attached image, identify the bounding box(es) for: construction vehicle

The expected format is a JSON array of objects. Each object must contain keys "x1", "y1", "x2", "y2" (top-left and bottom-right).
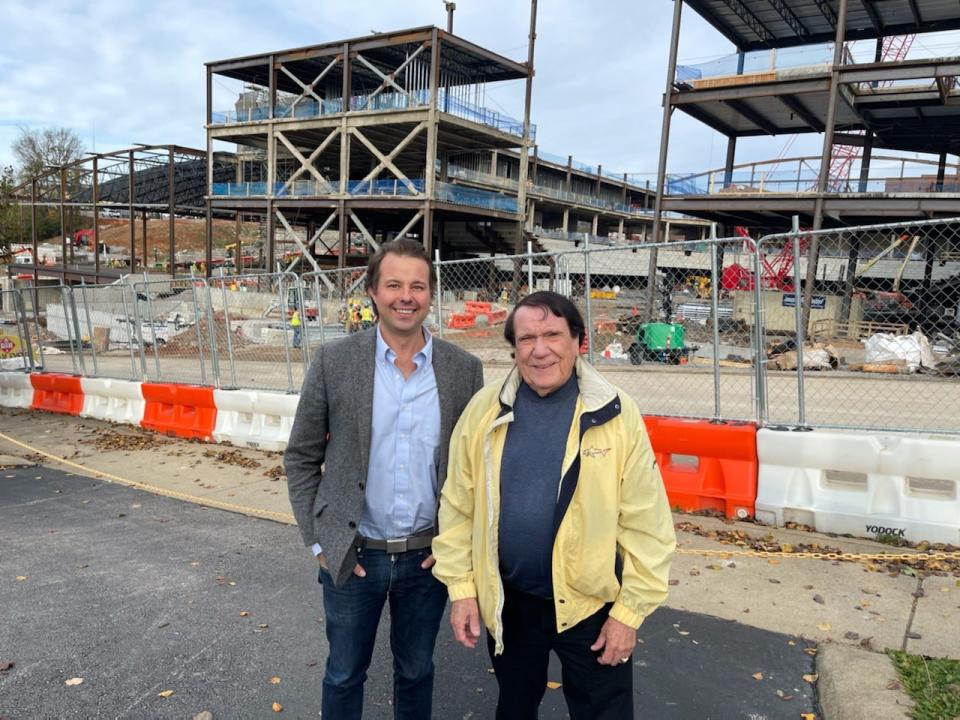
[{"x1": 627, "y1": 322, "x2": 698, "y2": 365}]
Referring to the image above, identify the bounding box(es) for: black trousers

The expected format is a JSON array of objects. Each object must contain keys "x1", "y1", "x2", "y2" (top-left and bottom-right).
[{"x1": 486, "y1": 587, "x2": 633, "y2": 720}]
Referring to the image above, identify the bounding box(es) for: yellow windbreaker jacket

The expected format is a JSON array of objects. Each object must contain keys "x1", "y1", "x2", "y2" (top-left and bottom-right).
[{"x1": 432, "y1": 358, "x2": 676, "y2": 655}]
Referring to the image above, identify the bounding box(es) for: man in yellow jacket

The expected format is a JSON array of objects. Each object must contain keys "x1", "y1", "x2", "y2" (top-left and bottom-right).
[{"x1": 432, "y1": 291, "x2": 676, "y2": 720}]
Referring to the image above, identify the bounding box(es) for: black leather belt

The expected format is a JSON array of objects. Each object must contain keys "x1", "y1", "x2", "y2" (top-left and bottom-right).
[{"x1": 357, "y1": 530, "x2": 434, "y2": 553}]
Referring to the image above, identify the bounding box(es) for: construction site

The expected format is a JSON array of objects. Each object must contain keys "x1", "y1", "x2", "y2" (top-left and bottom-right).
[{"x1": 1, "y1": 0, "x2": 960, "y2": 425}]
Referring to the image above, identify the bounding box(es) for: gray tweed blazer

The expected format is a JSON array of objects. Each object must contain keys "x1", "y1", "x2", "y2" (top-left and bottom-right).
[{"x1": 284, "y1": 328, "x2": 484, "y2": 587}]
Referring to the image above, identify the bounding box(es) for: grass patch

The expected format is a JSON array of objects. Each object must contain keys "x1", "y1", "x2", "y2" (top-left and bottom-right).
[{"x1": 888, "y1": 650, "x2": 960, "y2": 719}]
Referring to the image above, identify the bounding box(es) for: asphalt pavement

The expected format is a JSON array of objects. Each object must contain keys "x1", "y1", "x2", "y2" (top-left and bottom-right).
[{"x1": 1, "y1": 466, "x2": 819, "y2": 719}]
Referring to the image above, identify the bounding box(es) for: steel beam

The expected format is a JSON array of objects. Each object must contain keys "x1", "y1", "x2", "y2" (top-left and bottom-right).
[
  {"x1": 724, "y1": 98, "x2": 779, "y2": 134},
  {"x1": 718, "y1": 0, "x2": 776, "y2": 45},
  {"x1": 764, "y1": 0, "x2": 810, "y2": 41},
  {"x1": 778, "y1": 95, "x2": 824, "y2": 131}
]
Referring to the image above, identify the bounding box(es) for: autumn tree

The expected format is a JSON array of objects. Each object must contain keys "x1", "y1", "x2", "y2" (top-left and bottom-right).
[{"x1": 12, "y1": 126, "x2": 85, "y2": 182}]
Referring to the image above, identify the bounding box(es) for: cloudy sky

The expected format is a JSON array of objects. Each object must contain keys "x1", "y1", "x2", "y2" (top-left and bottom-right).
[{"x1": 0, "y1": 0, "x2": 874, "y2": 177}]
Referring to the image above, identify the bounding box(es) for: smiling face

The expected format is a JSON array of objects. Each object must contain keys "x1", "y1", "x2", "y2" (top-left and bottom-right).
[
  {"x1": 511, "y1": 305, "x2": 580, "y2": 397},
  {"x1": 366, "y1": 251, "x2": 432, "y2": 342}
]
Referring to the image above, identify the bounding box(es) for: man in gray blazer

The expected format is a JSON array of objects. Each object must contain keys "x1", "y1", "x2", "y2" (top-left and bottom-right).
[{"x1": 285, "y1": 239, "x2": 484, "y2": 720}]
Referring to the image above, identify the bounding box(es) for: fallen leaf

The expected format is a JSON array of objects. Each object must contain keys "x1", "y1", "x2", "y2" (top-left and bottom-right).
[
  {"x1": 258, "y1": 624, "x2": 269, "y2": 629},
  {"x1": 0, "y1": 661, "x2": 14, "y2": 672},
  {"x1": 239, "y1": 611, "x2": 250, "y2": 617},
  {"x1": 787, "y1": 640, "x2": 796, "y2": 646},
  {"x1": 705, "y1": 564, "x2": 723, "y2": 571},
  {"x1": 752, "y1": 672, "x2": 763, "y2": 681},
  {"x1": 65, "y1": 677, "x2": 84, "y2": 686},
  {"x1": 905, "y1": 631, "x2": 922, "y2": 640},
  {"x1": 817, "y1": 623, "x2": 831, "y2": 631},
  {"x1": 190, "y1": 561, "x2": 200, "y2": 566},
  {"x1": 775, "y1": 689, "x2": 794, "y2": 701},
  {"x1": 546, "y1": 681, "x2": 562, "y2": 689},
  {"x1": 768, "y1": 578, "x2": 781, "y2": 584},
  {"x1": 940, "y1": 587, "x2": 950, "y2": 593},
  {"x1": 801, "y1": 714, "x2": 816, "y2": 720},
  {"x1": 272, "y1": 702, "x2": 283, "y2": 712},
  {"x1": 270, "y1": 676, "x2": 281, "y2": 684},
  {"x1": 844, "y1": 631, "x2": 860, "y2": 640},
  {"x1": 803, "y1": 647, "x2": 818, "y2": 656},
  {"x1": 668, "y1": 579, "x2": 679, "y2": 586},
  {"x1": 803, "y1": 674, "x2": 818, "y2": 683},
  {"x1": 812, "y1": 594, "x2": 825, "y2": 604},
  {"x1": 767, "y1": 559, "x2": 780, "y2": 565},
  {"x1": 886, "y1": 679, "x2": 902, "y2": 691},
  {"x1": 15, "y1": 576, "x2": 27, "y2": 581},
  {"x1": 487, "y1": 668, "x2": 495, "y2": 674},
  {"x1": 158, "y1": 690, "x2": 174, "y2": 698},
  {"x1": 229, "y1": 581, "x2": 237, "y2": 587},
  {"x1": 688, "y1": 568, "x2": 700, "y2": 576}
]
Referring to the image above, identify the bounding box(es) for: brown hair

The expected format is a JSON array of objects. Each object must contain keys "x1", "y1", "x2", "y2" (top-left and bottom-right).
[
  {"x1": 364, "y1": 239, "x2": 435, "y2": 293},
  {"x1": 504, "y1": 291, "x2": 586, "y2": 346}
]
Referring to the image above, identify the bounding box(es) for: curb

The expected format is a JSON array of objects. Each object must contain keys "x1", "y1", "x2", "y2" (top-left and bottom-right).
[{"x1": 817, "y1": 644, "x2": 914, "y2": 720}]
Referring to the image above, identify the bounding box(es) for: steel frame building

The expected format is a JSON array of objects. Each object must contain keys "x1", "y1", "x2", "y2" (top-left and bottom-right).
[
  {"x1": 6, "y1": 145, "x2": 220, "y2": 284},
  {"x1": 651, "y1": 0, "x2": 960, "y2": 235},
  {"x1": 203, "y1": 23, "x2": 709, "y2": 274}
]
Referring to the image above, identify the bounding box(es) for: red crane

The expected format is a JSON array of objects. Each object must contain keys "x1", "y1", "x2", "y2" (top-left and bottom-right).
[
  {"x1": 825, "y1": 35, "x2": 915, "y2": 191},
  {"x1": 725, "y1": 227, "x2": 811, "y2": 292}
]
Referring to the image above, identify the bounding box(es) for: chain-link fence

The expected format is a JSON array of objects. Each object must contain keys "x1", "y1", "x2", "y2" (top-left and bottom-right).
[
  {"x1": 757, "y1": 218, "x2": 960, "y2": 433},
  {"x1": 205, "y1": 271, "x2": 301, "y2": 392},
  {"x1": 70, "y1": 282, "x2": 143, "y2": 381},
  {"x1": 434, "y1": 236, "x2": 762, "y2": 422},
  {"x1": 130, "y1": 275, "x2": 217, "y2": 386},
  {"x1": 5, "y1": 216, "x2": 959, "y2": 434},
  {"x1": 0, "y1": 288, "x2": 33, "y2": 371}
]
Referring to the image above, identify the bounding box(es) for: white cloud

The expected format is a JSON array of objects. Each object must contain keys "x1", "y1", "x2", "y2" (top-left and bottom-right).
[{"x1": 0, "y1": 0, "x2": 881, "y2": 178}]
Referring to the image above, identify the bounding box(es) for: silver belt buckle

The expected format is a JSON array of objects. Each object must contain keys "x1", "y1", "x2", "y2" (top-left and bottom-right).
[{"x1": 386, "y1": 538, "x2": 407, "y2": 554}]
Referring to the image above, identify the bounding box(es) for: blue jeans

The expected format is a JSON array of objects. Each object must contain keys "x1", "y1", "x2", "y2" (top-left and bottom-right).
[
  {"x1": 292, "y1": 326, "x2": 301, "y2": 348},
  {"x1": 319, "y1": 547, "x2": 447, "y2": 720}
]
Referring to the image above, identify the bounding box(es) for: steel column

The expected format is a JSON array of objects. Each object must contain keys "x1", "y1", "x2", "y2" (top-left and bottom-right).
[{"x1": 647, "y1": 0, "x2": 683, "y2": 320}]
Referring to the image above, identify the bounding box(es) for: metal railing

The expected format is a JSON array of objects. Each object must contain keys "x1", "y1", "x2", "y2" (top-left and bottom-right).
[
  {"x1": 667, "y1": 155, "x2": 960, "y2": 196},
  {"x1": 212, "y1": 89, "x2": 534, "y2": 140},
  {"x1": 6, "y1": 217, "x2": 960, "y2": 434}
]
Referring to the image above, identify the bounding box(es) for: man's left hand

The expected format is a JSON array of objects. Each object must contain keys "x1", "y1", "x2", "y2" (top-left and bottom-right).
[
  {"x1": 420, "y1": 554, "x2": 436, "y2": 570},
  {"x1": 590, "y1": 616, "x2": 636, "y2": 666}
]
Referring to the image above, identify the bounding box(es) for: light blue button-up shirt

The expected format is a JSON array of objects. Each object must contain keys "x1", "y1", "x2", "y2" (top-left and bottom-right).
[{"x1": 355, "y1": 326, "x2": 441, "y2": 541}]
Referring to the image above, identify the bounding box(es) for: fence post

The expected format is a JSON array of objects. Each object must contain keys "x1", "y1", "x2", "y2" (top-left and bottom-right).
[
  {"x1": 752, "y1": 239, "x2": 767, "y2": 425},
  {"x1": 277, "y1": 274, "x2": 295, "y2": 393},
  {"x1": 526, "y1": 241, "x2": 534, "y2": 292},
  {"x1": 434, "y1": 250, "x2": 444, "y2": 338},
  {"x1": 791, "y1": 216, "x2": 808, "y2": 429},
  {"x1": 64, "y1": 286, "x2": 85, "y2": 376},
  {"x1": 79, "y1": 279, "x2": 99, "y2": 378},
  {"x1": 218, "y1": 269, "x2": 238, "y2": 388},
  {"x1": 118, "y1": 281, "x2": 140, "y2": 381},
  {"x1": 201, "y1": 277, "x2": 221, "y2": 388},
  {"x1": 142, "y1": 273, "x2": 162, "y2": 380},
  {"x1": 10, "y1": 291, "x2": 34, "y2": 372},
  {"x1": 709, "y1": 225, "x2": 721, "y2": 421},
  {"x1": 296, "y1": 276, "x2": 310, "y2": 370},
  {"x1": 312, "y1": 275, "x2": 326, "y2": 345},
  {"x1": 583, "y1": 234, "x2": 594, "y2": 364},
  {"x1": 26, "y1": 288, "x2": 46, "y2": 372},
  {"x1": 187, "y1": 269, "x2": 208, "y2": 386}
]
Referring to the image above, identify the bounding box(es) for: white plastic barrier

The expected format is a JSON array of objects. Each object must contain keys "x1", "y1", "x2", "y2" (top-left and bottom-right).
[
  {"x1": 252, "y1": 392, "x2": 300, "y2": 452},
  {"x1": 213, "y1": 390, "x2": 299, "y2": 452},
  {"x1": 755, "y1": 428, "x2": 960, "y2": 545},
  {"x1": 213, "y1": 389, "x2": 259, "y2": 448},
  {"x1": 79, "y1": 378, "x2": 146, "y2": 425},
  {"x1": 0, "y1": 372, "x2": 34, "y2": 408}
]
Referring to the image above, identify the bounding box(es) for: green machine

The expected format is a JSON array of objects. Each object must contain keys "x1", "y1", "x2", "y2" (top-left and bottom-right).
[{"x1": 627, "y1": 322, "x2": 696, "y2": 365}]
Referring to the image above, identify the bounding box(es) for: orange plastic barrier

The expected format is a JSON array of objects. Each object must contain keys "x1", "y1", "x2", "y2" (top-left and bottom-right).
[
  {"x1": 465, "y1": 301, "x2": 491, "y2": 314},
  {"x1": 643, "y1": 416, "x2": 757, "y2": 519},
  {"x1": 30, "y1": 373, "x2": 84, "y2": 415},
  {"x1": 141, "y1": 383, "x2": 218, "y2": 440},
  {"x1": 448, "y1": 313, "x2": 477, "y2": 329}
]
